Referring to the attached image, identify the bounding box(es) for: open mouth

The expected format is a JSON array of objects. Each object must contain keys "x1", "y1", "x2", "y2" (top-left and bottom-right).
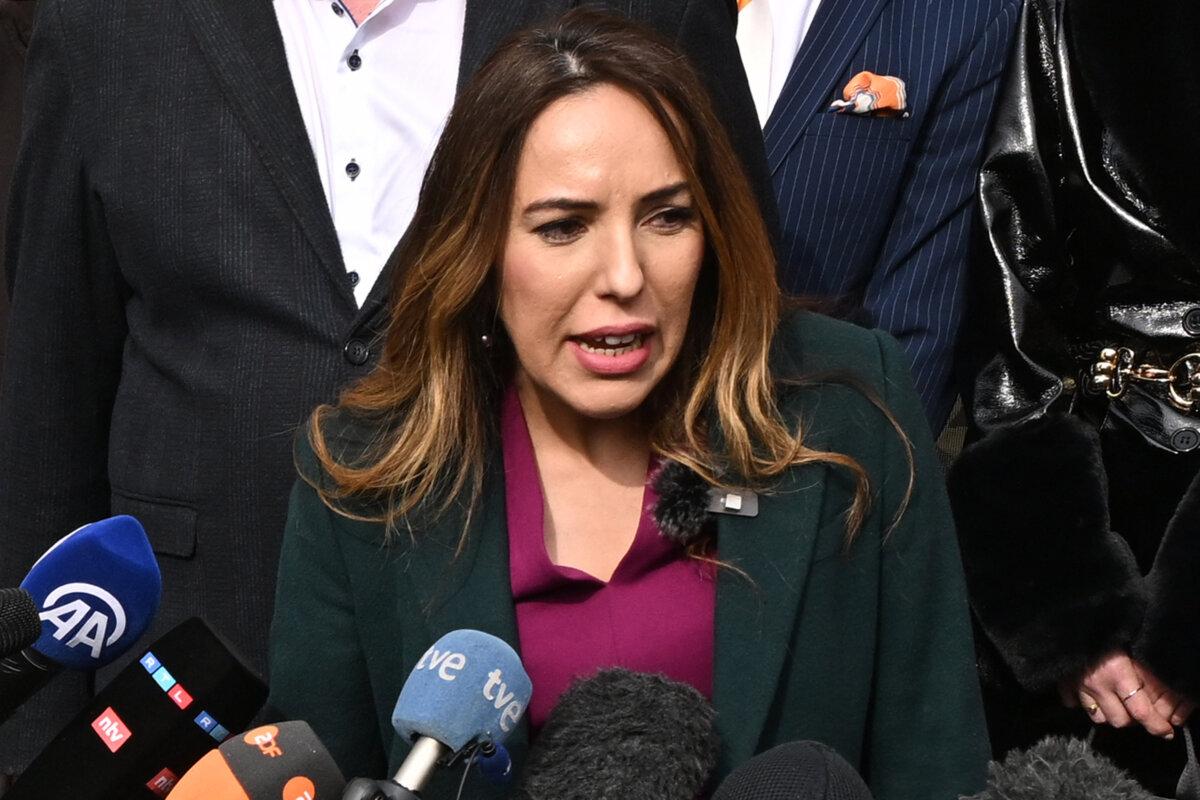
[{"x1": 575, "y1": 332, "x2": 646, "y2": 357}]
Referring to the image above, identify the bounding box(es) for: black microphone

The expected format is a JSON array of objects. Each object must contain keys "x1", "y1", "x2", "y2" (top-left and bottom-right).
[
  {"x1": 514, "y1": 668, "x2": 719, "y2": 800},
  {"x1": 0, "y1": 515, "x2": 162, "y2": 723},
  {"x1": 712, "y1": 742, "x2": 873, "y2": 800},
  {"x1": 0, "y1": 588, "x2": 41, "y2": 660},
  {"x1": 7, "y1": 617, "x2": 267, "y2": 800},
  {"x1": 962, "y1": 735, "x2": 1156, "y2": 800}
]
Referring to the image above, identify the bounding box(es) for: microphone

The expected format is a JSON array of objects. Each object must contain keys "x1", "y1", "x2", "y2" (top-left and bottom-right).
[
  {"x1": 712, "y1": 742, "x2": 873, "y2": 800},
  {"x1": 0, "y1": 588, "x2": 41, "y2": 659},
  {"x1": 475, "y1": 741, "x2": 514, "y2": 787},
  {"x1": 7, "y1": 617, "x2": 268, "y2": 800},
  {"x1": 515, "y1": 668, "x2": 719, "y2": 800},
  {"x1": 0, "y1": 515, "x2": 162, "y2": 722},
  {"x1": 962, "y1": 735, "x2": 1156, "y2": 800},
  {"x1": 342, "y1": 629, "x2": 532, "y2": 800},
  {"x1": 165, "y1": 721, "x2": 345, "y2": 799}
]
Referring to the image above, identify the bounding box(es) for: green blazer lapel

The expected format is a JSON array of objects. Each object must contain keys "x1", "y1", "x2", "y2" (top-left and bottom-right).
[
  {"x1": 400, "y1": 449, "x2": 530, "y2": 764},
  {"x1": 712, "y1": 461, "x2": 829, "y2": 774}
]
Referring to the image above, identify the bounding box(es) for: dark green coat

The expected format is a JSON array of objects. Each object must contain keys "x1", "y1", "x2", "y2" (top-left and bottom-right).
[{"x1": 268, "y1": 312, "x2": 989, "y2": 800}]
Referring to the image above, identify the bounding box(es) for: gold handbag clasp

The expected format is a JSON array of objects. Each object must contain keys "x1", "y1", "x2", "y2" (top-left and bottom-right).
[
  {"x1": 1090, "y1": 348, "x2": 1200, "y2": 412},
  {"x1": 1168, "y1": 353, "x2": 1200, "y2": 411}
]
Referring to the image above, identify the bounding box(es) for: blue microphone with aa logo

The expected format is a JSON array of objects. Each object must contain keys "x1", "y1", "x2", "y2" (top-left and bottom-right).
[
  {"x1": 342, "y1": 629, "x2": 532, "y2": 800},
  {"x1": 0, "y1": 515, "x2": 162, "y2": 722}
]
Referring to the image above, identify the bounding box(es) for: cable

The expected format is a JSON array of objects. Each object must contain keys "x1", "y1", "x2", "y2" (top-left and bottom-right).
[{"x1": 454, "y1": 743, "x2": 481, "y2": 800}]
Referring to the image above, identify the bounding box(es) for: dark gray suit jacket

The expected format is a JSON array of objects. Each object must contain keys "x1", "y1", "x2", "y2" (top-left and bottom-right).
[
  {"x1": 0, "y1": 0, "x2": 35, "y2": 382},
  {"x1": 0, "y1": 0, "x2": 773, "y2": 770}
]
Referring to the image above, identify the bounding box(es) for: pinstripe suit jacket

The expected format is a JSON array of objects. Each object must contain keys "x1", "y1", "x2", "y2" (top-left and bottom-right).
[
  {"x1": 766, "y1": 0, "x2": 1018, "y2": 429},
  {"x1": 0, "y1": 0, "x2": 771, "y2": 771}
]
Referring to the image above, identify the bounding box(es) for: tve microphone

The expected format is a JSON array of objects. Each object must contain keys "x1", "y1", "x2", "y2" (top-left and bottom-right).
[
  {"x1": 712, "y1": 742, "x2": 873, "y2": 800},
  {"x1": 342, "y1": 629, "x2": 532, "y2": 800},
  {"x1": 0, "y1": 515, "x2": 162, "y2": 722},
  {"x1": 7, "y1": 617, "x2": 268, "y2": 800},
  {"x1": 166, "y1": 721, "x2": 345, "y2": 799},
  {"x1": 0, "y1": 588, "x2": 41, "y2": 659},
  {"x1": 515, "y1": 668, "x2": 719, "y2": 800}
]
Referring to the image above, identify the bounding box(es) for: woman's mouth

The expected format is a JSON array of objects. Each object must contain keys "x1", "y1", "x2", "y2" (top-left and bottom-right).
[
  {"x1": 576, "y1": 332, "x2": 645, "y2": 357},
  {"x1": 569, "y1": 329, "x2": 653, "y2": 375}
]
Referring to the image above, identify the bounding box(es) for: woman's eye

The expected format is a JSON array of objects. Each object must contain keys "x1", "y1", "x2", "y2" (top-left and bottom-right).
[
  {"x1": 534, "y1": 219, "x2": 586, "y2": 244},
  {"x1": 647, "y1": 206, "x2": 697, "y2": 232}
]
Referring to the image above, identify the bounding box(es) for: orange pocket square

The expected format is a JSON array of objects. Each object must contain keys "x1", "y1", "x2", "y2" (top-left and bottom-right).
[{"x1": 829, "y1": 71, "x2": 908, "y2": 116}]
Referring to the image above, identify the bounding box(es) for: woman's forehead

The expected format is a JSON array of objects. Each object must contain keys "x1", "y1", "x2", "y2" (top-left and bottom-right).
[{"x1": 513, "y1": 85, "x2": 690, "y2": 203}]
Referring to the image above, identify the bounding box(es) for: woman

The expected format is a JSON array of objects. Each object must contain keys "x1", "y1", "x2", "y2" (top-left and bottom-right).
[
  {"x1": 949, "y1": 0, "x2": 1200, "y2": 793},
  {"x1": 268, "y1": 10, "x2": 988, "y2": 799}
]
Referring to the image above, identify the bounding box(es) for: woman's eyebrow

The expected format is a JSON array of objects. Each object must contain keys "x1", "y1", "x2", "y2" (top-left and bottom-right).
[
  {"x1": 638, "y1": 181, "x2": 690, "y2": 205},
  {"x1": 522, "y1": 197, "x2": 598, "y2": 216},
  {"x1": 523, "y1": 181, "x2": 691, "y2": 217}
]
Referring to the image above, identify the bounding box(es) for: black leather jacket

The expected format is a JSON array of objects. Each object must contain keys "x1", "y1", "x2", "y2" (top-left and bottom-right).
[
  {"x1": 950, "y1": 0, "x2": 1200, "y2": 710},
  {"x1": 967, "y1": 0, "x2": 1200, "y2": 452}
]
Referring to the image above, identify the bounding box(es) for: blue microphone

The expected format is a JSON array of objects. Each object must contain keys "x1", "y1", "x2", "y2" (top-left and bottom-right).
[
  {"x1": 342, "y1": 629, "x2": 531, "y2": 799},
  {"x1": 0, "y1": 515, "x2": 162, "y2": 722},
  {"x1": 475, "y1": 742, "x2": 514, "y2": 787}
]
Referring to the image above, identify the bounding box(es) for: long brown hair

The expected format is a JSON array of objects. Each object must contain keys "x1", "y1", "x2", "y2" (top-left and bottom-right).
[{"x1": 309, "y1": 9, "x2": 895, "y2": 544}]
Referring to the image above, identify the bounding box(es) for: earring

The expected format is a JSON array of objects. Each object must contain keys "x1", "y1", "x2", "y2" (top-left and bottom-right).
[{"x1": 481, "y1": 333, "x2": 493, "y2": 349}]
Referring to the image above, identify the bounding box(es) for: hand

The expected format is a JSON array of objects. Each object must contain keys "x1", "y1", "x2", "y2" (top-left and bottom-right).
[
  {"x1": 1058, "y1": 651, "x2": 1184, "y2": 738},
  {"x1": 1139, "y1": 664, "x2": 1196, "y2": 729}
]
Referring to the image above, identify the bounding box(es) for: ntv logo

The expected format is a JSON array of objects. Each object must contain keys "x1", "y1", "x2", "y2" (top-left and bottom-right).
[{"x1": 39, "y1": 583, "x2": 128, "y2": 659}]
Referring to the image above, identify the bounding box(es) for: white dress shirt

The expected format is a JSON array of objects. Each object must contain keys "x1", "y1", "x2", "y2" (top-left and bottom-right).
[
  {"x1": 274, "y1": 0, "x2": 466, "y2": 305},
  {"x1": 737, "y1": 0, "x2": 823, "y2": 126}
]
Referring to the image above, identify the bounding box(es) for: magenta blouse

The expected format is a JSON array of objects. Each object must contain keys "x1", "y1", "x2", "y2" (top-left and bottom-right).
[{"x1": 502, "y1": 386, "x2": 716, "y2": 731}]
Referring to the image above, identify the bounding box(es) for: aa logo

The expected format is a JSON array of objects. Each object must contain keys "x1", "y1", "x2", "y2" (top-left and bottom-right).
[{"x1": 39, "y1": 582, "x2": 127, "y2": 659}]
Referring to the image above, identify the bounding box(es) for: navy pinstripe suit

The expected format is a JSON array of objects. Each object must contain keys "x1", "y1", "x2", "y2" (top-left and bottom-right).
[{"x1": 765, "y1": 0, "x2": 1018, "y2": 430}]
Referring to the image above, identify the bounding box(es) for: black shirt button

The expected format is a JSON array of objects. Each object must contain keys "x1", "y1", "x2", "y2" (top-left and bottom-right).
[
  {"x1": 1184, "y1": 308, "x2": 1200, "y2": 336},
  {"x1": 331, "y1": 2, "x2": 344, "y2": 15},
  {"x1": 348, "y1": 51, "x2": 363, "y2": 71},
  {"x1": 345, "y1": 160, "x2": 360, "y2": 180},
  {"x1": 348, "y1": 270, "x2": 360, "y2": 287},
  {"x1": 344, "y1": 339, "x2": 370, "y2": 366}
]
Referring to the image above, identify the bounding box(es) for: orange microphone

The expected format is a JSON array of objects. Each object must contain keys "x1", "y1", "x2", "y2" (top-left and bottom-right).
[{"x1": 166, "y1": 721, "x2": 344, "y2": 799}]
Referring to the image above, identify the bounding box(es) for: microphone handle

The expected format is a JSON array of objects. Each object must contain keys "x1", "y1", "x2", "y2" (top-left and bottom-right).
[
  {"x1": 392, "y1": 736, "x2": 450, "y2": 793},
  {"x1": 342, "y1": 778, "x2": 422, "y2": 800},
  {"x1": 0, "y1": 649, "x2": 60, "y2": 724},
  {"x1": 342, "y1": 736, "x2": 452, "y2": 800}
]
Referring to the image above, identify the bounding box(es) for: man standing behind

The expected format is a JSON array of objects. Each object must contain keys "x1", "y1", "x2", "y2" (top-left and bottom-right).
[
  {"x1": 737, "y1": 0, "x2": 1018, "y2": 431},
  {"x1": 0, "y1": 0, "x2": 771, "y2": 775},
  {"x1": 0, "y1": 0, "x2": 35, "y2": 379}
]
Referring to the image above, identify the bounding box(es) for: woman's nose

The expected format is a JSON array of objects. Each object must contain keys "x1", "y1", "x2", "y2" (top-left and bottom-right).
[{"x1": 596, "y1": 226, "x2": 645, "y2": 300}]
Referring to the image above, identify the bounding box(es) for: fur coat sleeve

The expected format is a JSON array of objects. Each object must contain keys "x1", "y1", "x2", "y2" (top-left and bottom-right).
[{"x1": 951, "y1": 0, "x2": 1200, "y2": 701}]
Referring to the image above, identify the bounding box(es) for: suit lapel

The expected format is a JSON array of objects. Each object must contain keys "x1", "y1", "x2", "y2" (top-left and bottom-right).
[
  {"x1": 401, "y1": 448, "x2": 529, "y2": 756},
  {"x1": 712, "y1": 462, "x2": 828, "y2": 774},
  {"x1": 179, "y1": 0, "x2": 354, "y2": 307},
  {"x1": 762, "y1": 0, "x2": 893, "y2": 175}
]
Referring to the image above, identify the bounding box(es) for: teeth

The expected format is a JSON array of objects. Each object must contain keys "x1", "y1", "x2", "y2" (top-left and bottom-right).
[{"x1": 579, "y1": 334, "x2": 643, "y2": 357}]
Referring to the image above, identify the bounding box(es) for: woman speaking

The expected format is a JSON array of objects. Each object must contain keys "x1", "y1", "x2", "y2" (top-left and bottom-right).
[{"x1": 267, "y1": 10, "x2": 988, "y2": 799}]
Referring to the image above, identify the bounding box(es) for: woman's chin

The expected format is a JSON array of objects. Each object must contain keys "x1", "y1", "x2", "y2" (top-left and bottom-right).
[{"x1": 558, "y1": 381, "x2": 655, "y2": 422}]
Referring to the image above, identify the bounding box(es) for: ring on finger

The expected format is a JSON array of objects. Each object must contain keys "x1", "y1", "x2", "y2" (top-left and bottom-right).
[
  {"x1": 1121, "y1": 685, "x2": 1145, "y2": 703},
  {"x1": 1086, "y1": 703, "x2": 1100, "y2": 714}
]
